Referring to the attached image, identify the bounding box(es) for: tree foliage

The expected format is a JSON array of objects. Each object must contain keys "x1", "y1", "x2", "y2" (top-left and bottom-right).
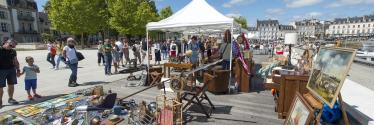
[
  {"x1": 41, "y1": 33, "x2": 52, "y2": 43},
  {"x1": 108, "y1": 0, "x2": 158, "y2": 36},
  {"x1": 159, "y1": 6, "x2": 173, "y2": 20},
  {"x1": 48, "y1": 0, "x2": 107, "y2": 35},
  {"x1": 234, "y1": 16, "x2": 248, "y2": 28}
]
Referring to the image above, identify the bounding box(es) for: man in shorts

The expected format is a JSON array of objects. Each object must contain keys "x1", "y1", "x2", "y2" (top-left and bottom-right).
[{"x1": 0, "y1": 39, "x2": 21, "y2": 108}]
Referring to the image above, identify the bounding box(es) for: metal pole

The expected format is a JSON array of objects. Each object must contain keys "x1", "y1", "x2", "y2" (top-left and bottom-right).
[
  {"x1": 229, "y1": 23, "x2": 234, "y2": 94},
  {"x1": 146, "y1": 29, "x2": 149, "y2": 70}
]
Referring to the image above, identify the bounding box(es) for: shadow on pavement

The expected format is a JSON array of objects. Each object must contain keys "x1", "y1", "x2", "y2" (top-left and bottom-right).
[
  {"x1": 2, "y1": 94, "x2": 65, "y2": 107},
  {"x1": 80, "y1": 81, "x2": 111, "y2": 86}
]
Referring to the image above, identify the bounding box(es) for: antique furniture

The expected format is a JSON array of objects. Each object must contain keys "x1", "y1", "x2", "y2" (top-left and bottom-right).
[
  {"x1": 182, "y1": 73, "x2": 215, "y2": 118},
  {"x1": 265, "y1": 69, "x2": 310, "y2": 118},
  {"x1": 207, "y1": 70, "x2": 230, "y2": 93},
  {"x1": 163, "y1": 63, "x2": 193, "y2": 78},
  {"x1": 149, "y1": 72, "x2": 164, "y2": 86},
  {"x1": 234, "y1": 59, "x2": 254, "y2": 92},
  {"x1": 148, "y1": 67, "x2": 162, "y2": 85}
]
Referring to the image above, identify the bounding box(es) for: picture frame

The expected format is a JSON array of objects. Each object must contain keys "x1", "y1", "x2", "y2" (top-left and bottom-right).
[
  {"x1": 284, "y1": 92, "x2": 314, "y2": 125},
  {"x1": 306, "y1": 47, "x2": 356, "y2": 108}
]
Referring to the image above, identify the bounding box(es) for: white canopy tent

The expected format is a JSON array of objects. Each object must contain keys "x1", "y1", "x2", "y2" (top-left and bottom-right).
[
  {"x1": 146, "y1": 0, "x2": 238, "y2": 93},
  {"x1": 147, "y1": 0, "x2": 237, "y2": 33}
]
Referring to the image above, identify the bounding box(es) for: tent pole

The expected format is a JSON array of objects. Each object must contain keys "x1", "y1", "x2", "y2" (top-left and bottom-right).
[
  {"x1": 146, "y1": 29, "x2": 149, "y2": 71},
  {"x1": 229, "y1": 23, "x2": 234, "y2": 94}
]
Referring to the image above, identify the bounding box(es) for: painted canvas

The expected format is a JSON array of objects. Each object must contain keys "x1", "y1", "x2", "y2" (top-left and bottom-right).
[
  {"x1": 307, "y1": 47, "x2": 356, "y2": 108},
  {"x1": 284, "y1": 93, "x2": 313, "y2": 125}
]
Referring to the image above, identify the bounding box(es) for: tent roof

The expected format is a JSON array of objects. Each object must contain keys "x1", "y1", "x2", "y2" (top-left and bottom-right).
[{"x1": 147, "y1": 0, "x2": 234, "y2": 33}]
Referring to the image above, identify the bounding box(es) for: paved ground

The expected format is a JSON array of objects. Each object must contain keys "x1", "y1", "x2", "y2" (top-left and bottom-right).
[
  {"x1": 0, "y1": 49, "x2": 141, "y2": 112},
  {"x1": 105, "y1": 80, "x2": 283, "y2": 125},
  {"x1": 347, "y1": 63, "x2": 374, "y2": 90}
]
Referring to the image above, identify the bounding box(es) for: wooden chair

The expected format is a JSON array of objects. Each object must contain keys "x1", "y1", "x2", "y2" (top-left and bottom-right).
[
  {"x1": 181, "y1": 73, "x2": 215, "y2": 118},
  {"x1": 150, "y1": 72, "x2": 164, "y2": 87}
]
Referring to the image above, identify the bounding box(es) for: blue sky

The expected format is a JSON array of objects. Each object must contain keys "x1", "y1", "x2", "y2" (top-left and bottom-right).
[{"x1": 35, "y1": 0, "x2": 374, "y2": 26}]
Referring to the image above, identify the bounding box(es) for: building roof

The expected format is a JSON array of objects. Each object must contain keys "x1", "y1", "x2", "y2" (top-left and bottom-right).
[
  {"x1": 295, "y1": 19, "x2": 321, "y2": 26},
  {"x1": 257, "y1": 19, "x2": 279, "y2": 25},
  {"x1": 279, "y1": 25, "x2": 295, "y2": 30},
  {"x1": 333, "y1": 14, "x2": 374, "y2": 24}
]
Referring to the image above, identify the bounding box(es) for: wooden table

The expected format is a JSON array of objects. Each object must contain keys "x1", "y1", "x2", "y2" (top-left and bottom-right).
[{"x1": 163, "y1": 63, "x2": 193, "y2": 78}]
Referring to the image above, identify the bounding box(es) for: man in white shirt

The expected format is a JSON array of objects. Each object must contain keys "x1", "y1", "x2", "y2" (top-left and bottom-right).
[{"x1": 115, "y1": 40, "x2": 124, "y2": 67}]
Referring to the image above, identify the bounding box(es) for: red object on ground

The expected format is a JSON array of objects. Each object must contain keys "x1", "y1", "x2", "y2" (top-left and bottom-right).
[
  {"x1": 158, "y1": 108, "x2": 173, "y2": 125},
  {"x1": 276, "y1": 51, "x2": 284, "y2": 55}
]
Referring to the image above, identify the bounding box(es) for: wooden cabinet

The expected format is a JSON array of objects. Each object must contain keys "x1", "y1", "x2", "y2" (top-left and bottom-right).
[
  {"x1": 234, "y1": 59, "x2": 254, "y2": 93},
  {"x1": 275, "y1": 73, "x2": 310, "y2": 118}
]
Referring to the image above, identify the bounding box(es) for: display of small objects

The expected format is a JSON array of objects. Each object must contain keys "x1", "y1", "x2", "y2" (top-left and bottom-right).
[
  {"x1": 0, "y1": 86, "x2": 129, "y2": 125},
  {"x1": 0, "y1": 113, "x2": 35, "y2": 125}
]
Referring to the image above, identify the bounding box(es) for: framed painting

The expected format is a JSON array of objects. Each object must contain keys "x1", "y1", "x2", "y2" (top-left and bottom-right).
[
  {"x1": 306, "y1": 47, "x2": 356, "y2": 108},
  {"x1": 284, "y1": 92, "x2": 314, "y2": 125}
]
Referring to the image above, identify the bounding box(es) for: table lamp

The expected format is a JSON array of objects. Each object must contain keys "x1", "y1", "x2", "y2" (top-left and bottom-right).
[{"x1": 284, "y1": 33, "x2": 298, "y2": 67}]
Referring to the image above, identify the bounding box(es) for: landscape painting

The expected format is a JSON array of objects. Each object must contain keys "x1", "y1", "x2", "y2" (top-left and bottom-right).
[
  {"x1": 284, "y1": 93, "x2": 313, "y2": 125},
  {"x1": 307, "y1": 47, "x2": 356, "y2": 108}
]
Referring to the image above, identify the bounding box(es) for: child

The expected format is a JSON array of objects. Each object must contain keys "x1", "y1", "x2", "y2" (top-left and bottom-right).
[{"x1": 21, "y1": 56, "x2": 42, "y2": 100}]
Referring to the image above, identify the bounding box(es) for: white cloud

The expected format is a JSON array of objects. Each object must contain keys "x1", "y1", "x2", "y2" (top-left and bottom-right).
[
  {"x1": 307, "y1": 12, "x2": 323, "y2": 18},
  {"x1": 223, "y1": 0, "x2": 256, "y2": 8},
  {"x1": 327, "y1": 0, "x2": 374, "y2": 8},
  {"x1": 226, "y1": 13, "x2": 242, "y2": 18},
  {"x1": 290, "y1": 12, "x2": 323, "y2": 21},
  {"x1": 284, "y1": 0, "x2": 322, "y2": 8},
  {"x1": 266, "y1": 8, "x2": 286, "y2": 15}
]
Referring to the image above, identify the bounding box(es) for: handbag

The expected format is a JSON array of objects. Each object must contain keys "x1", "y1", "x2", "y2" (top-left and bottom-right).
[{"x1": 74, "y1": 48, "x2": 85, "y2": 61}]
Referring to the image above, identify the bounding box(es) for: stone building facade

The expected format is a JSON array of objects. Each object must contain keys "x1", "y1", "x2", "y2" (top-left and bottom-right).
[
  {"x1": 326, "y1": 15, "x2": 374, "y2": 37},
  {"x1": 6, "y1": 0, "x2": 40, "y2": 43},
  {"x1": 257, "y1": 19, "x2": 279, "y2": 40},
  {"x1": 0, "y1": 1, "x2": 11, "y2": 41},
  {"x1": 294, "y1": 19, "x2": 324, "y2": 39},
  {"x1": 277, "y1": 25, "x2": 296, "y2": 39}
]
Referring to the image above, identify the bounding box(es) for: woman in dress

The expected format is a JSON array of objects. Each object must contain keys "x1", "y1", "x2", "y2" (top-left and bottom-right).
[
  {"x1": 111, "y1": 40, "x2": 120, "y2": 74},
  {"x1": 123, "y1": 39, "x2": 130, "y2": 66}
]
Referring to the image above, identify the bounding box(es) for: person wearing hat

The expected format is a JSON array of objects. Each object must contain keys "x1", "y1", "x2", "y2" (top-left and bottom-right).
[
  {"x1": 0, "y1": 39, "x2": 21, "y2": 107},
  {"x1": 63, "y1": 37, "x2": 80, "y2": 87}
]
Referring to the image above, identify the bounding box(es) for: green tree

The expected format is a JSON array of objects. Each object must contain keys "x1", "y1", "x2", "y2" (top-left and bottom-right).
[
  {"x1": 234, "y1": 16, "x2": 248, "y2": 28},
  {"x1": 49, "y1": 0, "x2": 107, "y2": 45},
  {"x1": 159, "y1": 6, "x2": 173, "y2": 20},
  {"x1": 108, "y1": 0, "x2": 158, "y2": 36},
  {"x1": 41, "y1": 33, "x2": 52, "y2": 43}
]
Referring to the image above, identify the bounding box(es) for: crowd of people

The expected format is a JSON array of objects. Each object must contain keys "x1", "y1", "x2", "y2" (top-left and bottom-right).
[
  {"x1": 97, "y1": 38, "x2": 144, "y2": 75},
  {"x1": 149, "y1": 29, "x2": 233, "y2": 70}
]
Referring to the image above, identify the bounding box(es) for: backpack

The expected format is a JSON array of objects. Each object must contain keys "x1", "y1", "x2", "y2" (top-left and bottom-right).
[
  {"x1": 51, "y1": 47, "x2": 56, "y2": 55},
  {"x1": 171, "y1": 45, "x2": 176, "y2": 50}
]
